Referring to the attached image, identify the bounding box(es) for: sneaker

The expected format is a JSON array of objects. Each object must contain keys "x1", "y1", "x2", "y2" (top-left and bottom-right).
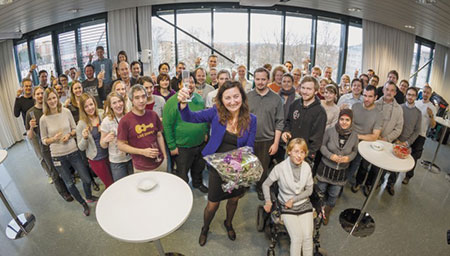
[
  {"x1": 351, "y1": 184, "x2": 360, "y2": 193},
  {"x1": 402, "y1": 177, "x2": 410, "y2": 185},
  {"x1": 82, "y1": 202, "x2": 90, "y2": 216},
  {"x1": 86, "y1": 196, "x2": 99, "y2": 203}
]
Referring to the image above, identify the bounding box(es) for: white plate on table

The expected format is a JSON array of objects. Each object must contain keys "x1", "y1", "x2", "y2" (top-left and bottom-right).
[
  {"x1": 371, "y1": 142, "x2": 384, "y2": 151},
  {"x1": 137, "y1": 178, "x2": 157, "y2": 192}
]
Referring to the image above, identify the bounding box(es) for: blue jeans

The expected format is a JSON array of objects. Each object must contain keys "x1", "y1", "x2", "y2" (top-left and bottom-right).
[
  {"x1": 52, "y1": 151, "x2": 92, "y2": 204},
  {"x1": 110, "y1": 160, "x2": 133, "y2": 182},
  {"x1": 316, "y1": 181, "x2": 342, "y2": 207},
  {"x1": 346, "y1": 153, "x2": 363, "y2": 185}
]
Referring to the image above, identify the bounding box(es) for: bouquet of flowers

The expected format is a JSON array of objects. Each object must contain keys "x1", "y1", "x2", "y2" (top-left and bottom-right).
[{"x1": 204, "y1": 146, "x2": 263, "y2": 193}]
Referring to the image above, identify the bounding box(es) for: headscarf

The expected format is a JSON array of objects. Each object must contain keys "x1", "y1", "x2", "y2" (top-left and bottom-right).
[{"x1": 335, "y1": 108, "x2": 353, "y2": 136}]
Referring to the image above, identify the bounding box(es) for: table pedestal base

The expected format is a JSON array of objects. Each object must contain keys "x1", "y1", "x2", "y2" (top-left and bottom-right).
[
  {"x1": 339, "y1": 208, "x2": 375, "y2": 237},
  {"x1": 5, "y1": 213, "x2": 36, "y2": 240},
  {"x1": 421, "y1": 160, "x2": 441, "y2": 173},
  {"x1": 154, "y1": 239, "x2": 185, "y2": 256}
]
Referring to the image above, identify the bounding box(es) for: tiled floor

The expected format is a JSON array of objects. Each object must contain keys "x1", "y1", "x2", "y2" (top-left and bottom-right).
[{"x1": 1, "y1": 139, "x2": 449, "y2": 256}]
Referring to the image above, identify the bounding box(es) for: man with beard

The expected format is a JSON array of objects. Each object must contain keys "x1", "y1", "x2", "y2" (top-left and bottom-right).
[
  {"x1": 82, "y1": 64, "x2": 105, "y2": 108},
  {"x1": 376, "y1": 70, "x2": 405, "y2": 104},
  {"x1": 282, "y1": 75, "x2": 327, "y2": 166},
  {"x1": 14, "y1": 78, "x2": 35, "y2": 126},
  {"x1": 130, "y1": 61, "x2": 141, "y2": 86},
  {"x1": 248, "y1": 67, "x2": 284, "y2": 200}
]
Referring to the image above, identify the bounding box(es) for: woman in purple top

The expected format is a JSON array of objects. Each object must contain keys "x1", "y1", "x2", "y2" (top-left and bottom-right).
[
  {"x1": 178, "y1": 80, "x2": 257, "y2": 246},
  {"x1": 154, "y1": 73, "x2": 176, "y2": 101}
]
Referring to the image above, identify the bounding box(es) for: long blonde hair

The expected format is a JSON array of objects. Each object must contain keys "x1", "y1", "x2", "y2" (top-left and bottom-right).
[
  {"x1": 78, "y1": 93, "x2": 99, "y2": 128},
  {"x1": 70, "y1": 80, "x2": 83, "y2": 107},
  {"x1": 104, "y1": 92, "x2": 126, "y2": 120}
]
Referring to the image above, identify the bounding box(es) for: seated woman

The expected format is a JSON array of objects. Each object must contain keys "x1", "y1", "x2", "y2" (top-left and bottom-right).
[
  {"x1": 316, "y1": 109, "x2": 358, "y2": 225},
  {"x1": 177, "y1": 80, "x2": 257, "y2": 246},
  {"x1": 262, "y1": 138, "x2": 314, "y2": 256}
]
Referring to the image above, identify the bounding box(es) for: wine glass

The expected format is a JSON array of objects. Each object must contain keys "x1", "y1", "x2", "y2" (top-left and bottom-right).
[
  {"x1": 30, "y1": 111, "x2": 37, "y2": 127},
  {"x1": 151, "y1": 142, "x2": 162, "y2": 162},
  {"x1": 181, "y1": 70, "x2": 192, "y2": 103}
]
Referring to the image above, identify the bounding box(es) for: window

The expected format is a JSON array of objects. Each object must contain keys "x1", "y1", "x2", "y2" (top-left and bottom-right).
[
  {"x1": 410, "y1": 43, "x2": 419, "y2": 83},
  {"x1": 33, "y1": 35, "x2": 56, "y2": 76},
  {"x1": 213, "y1": 10, "x2": 248, "y2": 70},
  {"x1": 284, "y1": 14, "x2": 312, "y2": 69},
  {"x1": 416, "y1": 45, "x2": 433, "y2": 87},
  {"x1": 249, "y1": 11, "x2": 282, "y2": 73},
  {"x1": 176, "y1": 10, "x2": 212, "y2": 71},
  {"x1": 58, "y1": 31, "x2": 77, "y2": 73},
  {"x1": 345, "y1": 25, "x2": 362, "y2": 76},
  {"x1": 15, "y1": 42, "x2": 30, "y2": 81},
  {"x1": 79, "y1": 20, "x2": 108, "y2": 67},
  {"x1": 315, "y1": 19, "x2": 342, "y2": 81},
  {"x1": 152, "y1": 12, "x2": 175, "y2": 74}
]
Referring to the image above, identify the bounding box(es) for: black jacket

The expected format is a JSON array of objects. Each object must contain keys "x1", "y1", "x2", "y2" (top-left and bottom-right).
[{"x1": 284, "y1": 96, "x2": 327, "y2": 159}]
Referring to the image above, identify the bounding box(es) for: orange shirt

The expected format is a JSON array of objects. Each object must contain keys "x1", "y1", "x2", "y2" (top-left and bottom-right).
[{"x1": 268, "y1": 83, "x2": 281, "y2": 93}]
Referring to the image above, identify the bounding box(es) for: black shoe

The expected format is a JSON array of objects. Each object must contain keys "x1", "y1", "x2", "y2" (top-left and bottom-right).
[
  {"x1": 224, "y1": 220, "x2": 236, "y2": 241},
  {"x1": 363, "y1": 185, "x2": 371, "y2": 197},
  {"x1": 63, "y1": 194, "x2": 74, "y2": 202},
  {"x1": 257, "y1": 190, "x2": 264, "y2": 201},
  {"x1": 86, "y1": 196, "x2": 99, "y2": 203},
  {"x1": 351, "y1": 184, "x2": 360, "y2": 193},
  {"x1": 194, "y1": 184, "x2": 209, "y2": 193},
  {"x1": 199, "y1": 227, "x2": 209, "y2": 246},
  {"x1": 402, "y1": 177, "x2": 410, "y2": 185},
  {"x1": 82, "y1": 202, "x2": 90, "y2": 216},
  {"x1": 387, "y1": 186, "x2": 395, "y2": 196}
]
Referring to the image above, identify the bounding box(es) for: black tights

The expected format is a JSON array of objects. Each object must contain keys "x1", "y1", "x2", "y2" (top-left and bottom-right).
[{"x1": 203, "y1": 196, "x2": 240, "y2": 229}]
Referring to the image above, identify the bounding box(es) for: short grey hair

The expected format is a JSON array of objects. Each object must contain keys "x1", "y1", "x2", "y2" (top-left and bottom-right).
[{"x1": 128, "y1": 84, "x2": 148, "y2": 101}]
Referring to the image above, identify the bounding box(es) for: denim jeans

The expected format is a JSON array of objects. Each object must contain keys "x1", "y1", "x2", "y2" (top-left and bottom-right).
[
  {"x1": 52, "y1": 151, "x2": 92, "y2": 204},
  {"x1": 110, "y1": 160, "x2": 133, "y2": 182},
  {"x1": 316, "y1": 181, "x2": 342, "y2": 207}
]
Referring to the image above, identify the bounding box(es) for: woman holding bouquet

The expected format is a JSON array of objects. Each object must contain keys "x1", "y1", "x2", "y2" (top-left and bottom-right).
[
  {"x1": 178, "y1": 80, "x2": 257, "y2": 246},
  {"x1": 262, "y1": 138, "x2": 314, "y2": 256}
]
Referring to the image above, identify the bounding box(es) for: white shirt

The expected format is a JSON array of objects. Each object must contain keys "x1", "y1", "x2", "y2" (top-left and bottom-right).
[
  {"x1": 337, "y1": 93, "x2": 363, "y2": 109},
  {"x1": 205, "y1": 89, "x2": 218, "y2": 108},
  {"x1": 415, "y1": 100, "x2": 437, "y2": 137}
]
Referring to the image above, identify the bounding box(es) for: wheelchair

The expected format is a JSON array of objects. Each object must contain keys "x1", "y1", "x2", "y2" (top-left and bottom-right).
[{"x1": 256, "y1": 184, "x2": 327, "y2": 256}]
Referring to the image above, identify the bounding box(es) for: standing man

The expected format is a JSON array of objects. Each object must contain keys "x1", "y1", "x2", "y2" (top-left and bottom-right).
[
  {"x1": 163, "y1": 76, "x2": 209, "y2": 193},
  {"x1": 394, "y1": 87, "x2": 422, "y2": 186},
  {"x1": 38, "y1": 70, "x2": 49, "y2": 89},
  {"x1": 282, "y1": 76, "x2": 327, "y2": 165},
  {"x1": 324, "y1": 66, "x2": 338, "y2": 88},
  {"x1": 194, "y1": 67, "x2": 215, "y2": 101},
  {"x1": 369, "y1": 75, "x2": 379, "y2": 87},
  {"x1": 205, "y1": 54, "x2": 218, "y2": 85},
  {"x1": 364, "y1": 81, "x2": 404, "y2": 196},
  {"x1": 25, "y1": 86, "x2": 72, "y2": 201},
  {"x1": 117, "y1": 85, "x2": 167, "y2": 172},
  {"x1": 248, "y1": 67, "x2": 284, "y2": 200},
  {"x1": 205, "y1": 70, "x2": 231, "y2": 108},
  {"x1": 284, "y1": 61, "x2": 293, "y2": 73},
  {"x1": 171, "y1": 62, "x2": 186, "y2": 92},
  {"x1": 14, "y1": 78, "x2": 34, "y2": 127},
  {"x1": 118, "y1": 61, "x2": 132, "y2": 92},
  {"x1": 406, "y1": 85, "x2": 437, "y2": 179},
  {"x1": 376, "y1": 70, "x2": 404, "y2": 104},
  {"x1": 349, "y1": 85, "x2": 383, "y2": 190},
  {"x1": 337, "y1": 78, "x2": 363, "y2": 109},
  {"x1": 82, "y1": 64, "x2": 105, "y2": 108},
  {"x1": 88, "y1": 45, "x2": 113, "y2": 89},
  {"x1": 130, "y1": 61, "x2": 141, "y2": 86}
]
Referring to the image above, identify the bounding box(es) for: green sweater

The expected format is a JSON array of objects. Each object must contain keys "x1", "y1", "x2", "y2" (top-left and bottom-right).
[{"x1": 163, "y1": 92, "x2": 208, "y2": 150}]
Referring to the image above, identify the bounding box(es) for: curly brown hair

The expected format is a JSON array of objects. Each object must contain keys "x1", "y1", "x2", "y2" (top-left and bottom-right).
[{"x1": 215, "y1": 81, "x2": 251, "y2": 137}]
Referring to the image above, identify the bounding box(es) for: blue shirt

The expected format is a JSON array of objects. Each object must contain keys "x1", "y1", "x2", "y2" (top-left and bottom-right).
[{"x1": 91, "y1": 58, "x2": 113, "y2": 86}]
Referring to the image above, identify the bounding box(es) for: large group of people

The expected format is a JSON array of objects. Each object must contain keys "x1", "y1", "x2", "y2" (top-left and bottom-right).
[{"x1": 13, "y1": 45, "x2": 440, "y2": 256}]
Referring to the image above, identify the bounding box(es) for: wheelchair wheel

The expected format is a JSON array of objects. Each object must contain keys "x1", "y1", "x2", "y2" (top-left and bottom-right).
[{"x1": 257, "y1": 205, "x2": 265, "y2": 232}]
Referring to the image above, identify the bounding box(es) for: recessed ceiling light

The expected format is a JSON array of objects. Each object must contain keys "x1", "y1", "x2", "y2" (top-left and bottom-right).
[
  {"x1": 348, "y1": 7, "x2": 362, "y2": 12},
  {"x1": 405, "y1": 25, "x2": 415, "y2": 29},
  {"x1": 416, "y1": 0, "x2": 437, "y2": 5},
  {"x1": 69, "y1": 8, "x2": 80, "y2": 13}
]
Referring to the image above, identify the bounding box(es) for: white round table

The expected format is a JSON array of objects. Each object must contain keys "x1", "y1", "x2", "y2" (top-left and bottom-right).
[
  {"x1": 340, "y1": 141, "x2": 414, "y2": 237},
  {"x1": 421, "y1": 116, "x2": 450, "y2": 173},
  {"x1": 0, "y1": 149, "x2": 36, "y2": 240},
  {"x1": 96, "y1": 171, "x2": 193, "y2": 255}
]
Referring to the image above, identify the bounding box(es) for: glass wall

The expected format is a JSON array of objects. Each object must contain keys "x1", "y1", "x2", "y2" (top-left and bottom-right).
[
  {"x1": 213, "y1": 10, "x2": 248, "y2": 70},
  {"x1": 284, "y1": 14, "x2": 312, "y2": 69},
  {"x1": 410, "y1": 41, "x2": 434, "y2": 88},
  {"x1": 79, "y1": 20, "x2": 108, "y2": 67},
  {"x1": 345, "y1": 24, "x2": 362, "y2": 77},
  {"x1": 58, "y1": 31, "x2": 77, "y2": 73},
  {"x1": 177, "y1": 10, "x2": 212, "y2": 71},
  {"x1": 249, "y1": 11, "x2": 282, "y2": 73},
  {"x1": 33, "y1": 35, "x2": 56, "y2": 77},
  {"x1": 151, "y1": 12, "x2": 175, "y2": 74},
  {"x1": 315, "y1": 18, "x2": 342, "y2": 81},
  {"x1": 15, "y1": 42, "x2": 30, "y2": 81}
]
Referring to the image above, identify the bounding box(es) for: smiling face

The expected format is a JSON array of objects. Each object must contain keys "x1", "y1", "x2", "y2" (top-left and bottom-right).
[
  {"x1": 39, "y1": 72, "x2": 48, "y2": 85},
  {"x1": 352, "y1": 80, "x2": 363, "y2": 96},
  {"x1": 284, "y1": 62, "x2": 293, "y2": 72},
  {"x1": 387, "y1": 73, "x2": 398, "y2": 84},
  {"x1": 300, "y1": 81, "x2": 315, "y2": 102},
  {"x1": 110, "y1": 96, "x2": 124, "y2": 116},
  {"x1": 119, "y1": 62, "x2": 130, "y2": 80},
  {"x1": 46, "y1": 92, "x2": 59, "y2": 110},
  {"x1": 132, "y1": 89, "x2": 147, "y2": 111},
  {"x1": 83, "y1": 98, "x2": 96, "y2": 117},
  {"x1": 254, "y1": 71, "x2": 269, "y2": 92},
  {"x1": 383, "y1": 83, "x2": 397, "y2": 102},
  {"x1": 143, "y1": 81, "x2": 154, "y2": 96},
  {"x1": 339, "y1": 115, "x2": 352, "y2": 130},
  {"x1": 159, "y1": 64, "x2": 169, "y2": 75},
  {"x1": 23, "y1": 80, "x2": 33, "y2": 97},
  {"x1": 176, "y1": 63, "x2": 185, "y2": 75},
  {"x1": 288, "y1": 144, "x2": 306, "y2": 165},
  {"x1": 96, "y1": 48, "x2": 104, "y2": 59},
  {"x1": 208, "y1": 57, "x2": 217, "y2": 68},
  {"x1": 131, "y1": 63, "x2": 141, "y2": 78},
  {"x1": 221, "y1": 87, "x2": 242, "y2": 114},
  {"x1": 85, "y1": 66, "x2": 94, "y2": 79},
  {"x1": 399, "y1": 81, "x2": 409, "y2": 94},
  {"x1": 274, "y1": 70, "x2": 284, "y2": 85},
  {"x1": 118, "y1": 54, "x2": 127, "y2": 63},
  {"x1": 363, "y1": 89, "x2": 376, "y2": 108},
  {"x1": 292, "y1": 69, "x2": 301, "y2": 83},
  {"x1": 210, "y1": 69, "x2": 217, "y2": 82},
  {"x1": 324, "y1": 89, "x2": 336, "y2": 104},
  {"x1": 281, "y1": 76, "x2": 293, "y2": 91},
  {"x1": 114, "y1": 82, "x2": 127, "y2": 97},
  {"x1": 406, "y1": 89, "x2": 417, "y2": 105},
  {"x1": 324, "y1": 68, "x2": 332, "y2": 79},
  {"x1": 217, "y1": 73, "x2": 230, "y2": 88},
  {"x1": 72, "y1": 82, "x2": 83, "y2": 97},
  {"x1": 159, "y1": 77, "x2": 170, "y2": 89},
  {"x1": 238, "y1": 67, "x2": 246, "y2": 78},
  {"x1": 195, "y1": 69, "x2": 206, "y2": 85},
  {"x1": 34, "y1": 87, "x2": 44, "y2": 104}
]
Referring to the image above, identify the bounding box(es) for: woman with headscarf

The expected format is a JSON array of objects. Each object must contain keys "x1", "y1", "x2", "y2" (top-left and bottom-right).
[{"x1": 316, "y1": 109, "x2": 358, "y2": 225}]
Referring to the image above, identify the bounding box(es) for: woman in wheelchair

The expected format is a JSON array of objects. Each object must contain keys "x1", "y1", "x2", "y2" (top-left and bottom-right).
[
  {"x1": 262, "y1": 138, "x2": 314, "y2": 256},
  {"x1": 316, "y1": 109, "x2": 358, "y2": 225}
]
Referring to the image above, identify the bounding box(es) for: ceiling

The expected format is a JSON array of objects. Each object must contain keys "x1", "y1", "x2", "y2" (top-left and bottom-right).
[{"x1": 0, "y1": 0, "x2": 449, "y2": 46}]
